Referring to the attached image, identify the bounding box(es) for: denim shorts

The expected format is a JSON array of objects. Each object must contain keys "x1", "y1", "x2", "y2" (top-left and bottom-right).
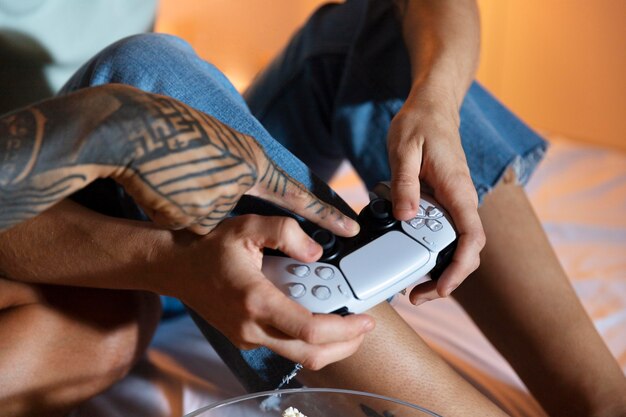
[{"x1": 62, "y1": 0, "x2": 547, "y2": 394}]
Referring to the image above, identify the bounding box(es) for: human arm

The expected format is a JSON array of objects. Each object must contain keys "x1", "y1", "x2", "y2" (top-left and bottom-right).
[
  {"x1": 0, "y1": 84, "x2": 359, "y2": 236},
  {"x1": 0, "y1": 200, "x2": 374, "y2": 368},
  {"x1": 388, "y1": 0, "x2": 485, "y2": 302}
]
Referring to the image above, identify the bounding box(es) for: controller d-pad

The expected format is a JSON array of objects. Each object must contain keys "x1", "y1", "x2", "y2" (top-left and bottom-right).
[
  {"x1": 407, "y1": 217, "x2": 425, "y2": 229},
  {"x1": 312, "y1": 285, "x2": 331, "y2": 300},
  {"x1": 417, "y1": 205, "x2": 426, "y2": 217},
  {"x1": 426, "y1": 219, "x2": 443, "y2": 231},
  {"x1": 289, "y1": 264, "x2": 310, "y2": 277},
  {"x1": 316, "y1": 266, "x2": 335, "y2": 280},
  {"x1": 287, "y1": 283, "x2": 306, "y2": 298},
  {"x1": 426, "y1": 207, "x2": 443, "y2": 219}
]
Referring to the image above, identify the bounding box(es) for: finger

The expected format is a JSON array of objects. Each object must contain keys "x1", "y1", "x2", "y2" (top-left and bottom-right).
[
  {"x1": 408, "y1": 279, "x2": 440, "y2": 306},
  {"x1": 242, "y1": 274, "x2": 375, "y2": 344},
  {"x1": 249, "y1": 162, "x2": 359, "y2": 237},
  {"x1": 433, "y1": 178, "x2": 485, "y2": 297},
  {"x1": 388, "y1": 135, "x2": 423, "y2": 221},
  {"x1": 262, "y1": 293, "x2": 376, "y2": 345},
  {"x1": 243, "y1": 215, "x2": 323, "y2": 262},
  {"x1": 261, "y1": 330, "x2": 366, "y2": 371}
]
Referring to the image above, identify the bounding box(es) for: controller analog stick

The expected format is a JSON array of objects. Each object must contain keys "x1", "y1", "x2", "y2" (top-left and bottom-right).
[
  {"x1": 369, "y1": 198, "x2": 391, "y2": 219},
  {"x1": 311, "y1": 229, "x2": 336, "y2": 251},
  {"x1": 367, "y1": 198, "x2": 396, "y2": 229},
  {"x1": 311, "y1": 229, "x2": 340, "y2": 260}
]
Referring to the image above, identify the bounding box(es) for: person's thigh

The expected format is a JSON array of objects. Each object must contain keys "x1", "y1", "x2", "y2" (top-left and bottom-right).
[{"x1": 0, "y1": 277, "x2": 160, "y2": 417}]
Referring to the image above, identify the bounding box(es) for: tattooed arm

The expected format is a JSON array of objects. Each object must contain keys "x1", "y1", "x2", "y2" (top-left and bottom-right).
[
  {"x1": 0, "y1": 84, "x2": 358, "y2": 236},
  {"x1": 0, "y1": 84, "x2": 372, "y2": 368}
]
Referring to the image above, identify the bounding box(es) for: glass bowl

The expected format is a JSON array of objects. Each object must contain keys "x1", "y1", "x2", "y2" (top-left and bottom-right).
[{"x1": 184, "y1": 388, "x2": 441, "y2": 417}]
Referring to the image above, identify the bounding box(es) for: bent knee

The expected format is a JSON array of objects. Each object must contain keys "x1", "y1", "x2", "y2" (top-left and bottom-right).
[
  {"x1": 86, "y1": 33, "x2": 203, "y2": 88},
  {"x1": 0, "y1": 286, "x2": 161, "y2": 416}
]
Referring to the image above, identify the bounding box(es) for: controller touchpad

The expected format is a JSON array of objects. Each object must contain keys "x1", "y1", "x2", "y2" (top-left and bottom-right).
[{"x1": 340, "y1": 231, "x2": 430, "y2": 300}]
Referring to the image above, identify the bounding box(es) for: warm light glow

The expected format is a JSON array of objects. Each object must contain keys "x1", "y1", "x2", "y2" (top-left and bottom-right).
[{"x1": 156, "y1": 0, "x2": 626, "y2": 151}]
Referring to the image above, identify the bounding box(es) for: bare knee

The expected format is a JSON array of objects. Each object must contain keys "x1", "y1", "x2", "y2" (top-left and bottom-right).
[{"x1": 0, "y1": 278, "x2": 161, "y2": 416}]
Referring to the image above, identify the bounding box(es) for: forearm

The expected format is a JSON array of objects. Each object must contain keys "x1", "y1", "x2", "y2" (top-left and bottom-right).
[
  {"x1": 0, "y1": 198, "x2": 172, "y2": 293},
  {"x1": 0, "y1": 86, "x2": 142, "y2": 231},
  {"x1": 395, "y1": 0, "x2": 480, "y2": 107}
]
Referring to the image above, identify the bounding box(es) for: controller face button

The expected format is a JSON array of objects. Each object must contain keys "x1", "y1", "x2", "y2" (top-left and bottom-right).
[
  {"x1": 426, "y1": 207, "x2": 443, "y2": 219},
  {"x1": 287, "y1": 283, "x2": 306, "y2": 298},
  {"x1": 426, "y1": 219, "x2": 443, "y2": 231},
  {"x1": 312, "y1": 285, "x2": 332, "y2": 300},
  {"x1": 290, "y1": 264, "x2": 311, "y2": 277},
  {"x1": 316, "y1": 266, "x2": 335, "y2": 280},
  {"x1": 408, "y1": 217, "x2": 425, "y2": 229}
]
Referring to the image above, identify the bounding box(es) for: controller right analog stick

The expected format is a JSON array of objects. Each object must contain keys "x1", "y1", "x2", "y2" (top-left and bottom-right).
[{"x1": 366, "y1": 198, "x2": 396, "y2": 229}]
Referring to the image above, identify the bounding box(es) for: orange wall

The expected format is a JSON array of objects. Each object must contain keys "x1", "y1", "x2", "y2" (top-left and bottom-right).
[
  {"x1": 477, "y1": 0, "x2": 626, "y2": 151},
  {"x1": 156, "y1": 0, "x2": 626, "y2": 150}
]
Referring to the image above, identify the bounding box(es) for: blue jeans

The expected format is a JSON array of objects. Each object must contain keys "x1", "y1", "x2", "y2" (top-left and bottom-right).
[{"x1": 62, "y1": 0, "x2": 546, "y2": 393}]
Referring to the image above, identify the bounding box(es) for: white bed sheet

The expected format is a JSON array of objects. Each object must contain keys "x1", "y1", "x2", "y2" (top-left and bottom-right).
[{"x1": 72, "y1": 136, "x2": 626, "y2": 417}]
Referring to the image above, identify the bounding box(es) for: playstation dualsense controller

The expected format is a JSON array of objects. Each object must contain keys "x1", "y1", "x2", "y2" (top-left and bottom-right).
[{"x1": 258, "y1": 182, "x2": 457, "y2": 314}]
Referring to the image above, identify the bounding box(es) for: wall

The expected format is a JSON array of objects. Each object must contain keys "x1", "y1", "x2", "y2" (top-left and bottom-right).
[
  {"x1": 156, "y1": 0, "x2": 626, "y2": 150},
  {"x1": 477, "y1": 0, "x2": 626, "y2": 150}
]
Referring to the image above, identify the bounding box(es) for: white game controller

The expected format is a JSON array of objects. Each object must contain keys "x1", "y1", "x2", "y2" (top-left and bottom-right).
[{"x1": 255, "y1": 182, "x2": 457, "y2": 314}]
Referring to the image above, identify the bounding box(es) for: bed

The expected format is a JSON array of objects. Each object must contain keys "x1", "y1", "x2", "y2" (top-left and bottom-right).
[{"x1": 71, "y1": 135, "x2": 626, "y2": 417}]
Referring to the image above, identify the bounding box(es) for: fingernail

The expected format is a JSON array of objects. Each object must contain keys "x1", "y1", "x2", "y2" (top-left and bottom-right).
[
  {"x1": 412, "y1": 297, "x2": 430, "y2": 306},
  {"x1": 308, "y1": 239, "x2": 322, "y2": 256},
  {"x1": 362, "y1": 319, "x2": 375, "y2": 332}
]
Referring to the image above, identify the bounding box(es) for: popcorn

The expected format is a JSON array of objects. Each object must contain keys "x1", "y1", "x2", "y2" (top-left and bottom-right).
[{"x1": 282, "y1": 406, "x2": 308, "y2": 417}]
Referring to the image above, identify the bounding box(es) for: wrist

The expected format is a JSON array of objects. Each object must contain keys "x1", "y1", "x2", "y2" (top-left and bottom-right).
[
  {"x1": 141, "y1": 227, "x2": 199, "y2": 298},
  {"x1": 404, "y1": 81, "x2": 461, "y2": 127}
]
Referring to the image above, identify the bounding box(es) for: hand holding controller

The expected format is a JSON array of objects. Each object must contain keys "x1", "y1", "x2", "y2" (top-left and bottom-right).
[{"x1": 256, "y1": 182, "x2": 457, "y2": 314}]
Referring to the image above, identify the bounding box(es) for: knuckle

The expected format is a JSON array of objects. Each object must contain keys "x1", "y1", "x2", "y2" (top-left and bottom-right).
[
  {"x1": 298, "y1": 323, "x2": 321, "y2": 344},
  {"x1": 238, "y1": 324, "x2": 261, "y2": 346},
  {"x1": 472, "y1": 256, "x2": 481, "y2": 272},
  {"x1": 474, "y1": 230, "x2": 487, "y2": 250},
  {"x1": 393, "y1": 171, "x2": 419, "y2": 188},
  {"x1": 241, "y1": 290, "x2": 262, "y2": 319},
  {"x1": 283, "y1": 184, "x2": 310, "y2": 205},
  {"x1": 300, "y1": 353, "x2": 325, "y2": 371},
  {"x1": 278, "y1": 216, "x2": 300, "y2": 236}
]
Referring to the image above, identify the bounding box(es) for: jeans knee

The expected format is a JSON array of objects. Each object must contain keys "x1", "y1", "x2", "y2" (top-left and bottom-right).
[{"x1": 69, "y1": 33, "x2": 199, "y2": 92}]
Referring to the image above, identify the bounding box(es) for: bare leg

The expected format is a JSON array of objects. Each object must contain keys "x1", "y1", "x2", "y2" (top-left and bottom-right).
[
  {"x1": 453, "y1": 174, "x2": 626, "y2": 416},
  {"x1": 0, "y1": 278, "x2": 161, "y2": 417},
  {"x1": 300, "y1": 302, "x2": 508, "y2": 416}
]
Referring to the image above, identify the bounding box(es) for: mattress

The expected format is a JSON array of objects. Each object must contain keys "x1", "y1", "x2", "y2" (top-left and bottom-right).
[{"x1": 71, "y1": 135, "x2": 626, "y2": 417}]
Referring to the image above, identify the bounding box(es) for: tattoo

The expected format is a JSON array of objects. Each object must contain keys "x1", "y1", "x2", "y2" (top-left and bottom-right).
[
  {"x1": 0, "y1": 85, "x2": 262, "y2": 231},
  {"x1": 0, "y1": 84, "x2": 344, "y2": 233}
]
